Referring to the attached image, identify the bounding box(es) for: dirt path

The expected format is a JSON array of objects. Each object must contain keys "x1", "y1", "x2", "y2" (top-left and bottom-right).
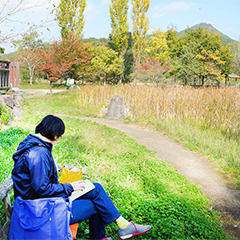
[{"x1": 58, "y1": 114, "x2": 240, "y2": 239}]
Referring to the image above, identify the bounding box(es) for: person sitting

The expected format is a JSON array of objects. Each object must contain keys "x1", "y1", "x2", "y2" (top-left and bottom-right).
[{"x1": 11, "y1": 115, "x2": 152, "y2": 240}]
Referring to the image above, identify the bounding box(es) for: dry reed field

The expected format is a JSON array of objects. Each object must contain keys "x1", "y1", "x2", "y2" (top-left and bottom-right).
[{"x1": 78, "y1": 85, "x2": 240, "y2": 138}]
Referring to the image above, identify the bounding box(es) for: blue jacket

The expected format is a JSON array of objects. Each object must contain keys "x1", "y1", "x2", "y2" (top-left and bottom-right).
[{"x1": 12, "y1": 134, "x2": 73, "y2": 199}]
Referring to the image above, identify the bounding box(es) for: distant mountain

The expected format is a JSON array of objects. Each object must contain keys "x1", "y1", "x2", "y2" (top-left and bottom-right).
[{"x1": 178, "y1": 22, "x2": 235, "y2": 45}]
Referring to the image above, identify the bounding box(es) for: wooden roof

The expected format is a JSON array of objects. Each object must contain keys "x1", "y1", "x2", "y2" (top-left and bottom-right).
[
  {"x1": 227, "y1": 73, "x2": 240, "y2": 79},
  {"x1": 0, "y1": 59, "x2": 10, "y2": 64}
]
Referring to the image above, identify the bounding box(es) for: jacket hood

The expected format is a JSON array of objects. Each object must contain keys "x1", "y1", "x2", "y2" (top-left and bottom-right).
[{"x1": 13, "y1": 134, "x2": 53, "y2": 163}]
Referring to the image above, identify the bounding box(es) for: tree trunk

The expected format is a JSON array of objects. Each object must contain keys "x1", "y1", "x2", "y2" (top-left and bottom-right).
[
  {"x1": 133, "y1": 59, "x2": 138, "y2": 85},
  {"x1": 50, "y1": 81, "x2": 52, "y2": 94},
  {"x1": 201, "y1": 76, "x2": 205, "y2": 86},
  {"x1": 104, "y1": 73, "x2": 106, "y2": 86}
]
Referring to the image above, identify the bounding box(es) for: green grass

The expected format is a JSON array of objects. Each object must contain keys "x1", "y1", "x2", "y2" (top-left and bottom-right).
[
  {"x1": 22, "y1": 90, "x2": 101, "y2": 117},
  {"x1": 0, "y1": 90, "x2": 234, "y2": 239}
]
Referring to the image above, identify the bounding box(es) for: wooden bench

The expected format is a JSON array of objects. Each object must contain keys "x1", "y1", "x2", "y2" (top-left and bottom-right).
[
  {"x1": 0, "y1": 164, "x2": 84, "y2": 240},
  {"x1": 0, "y1": 176, "x2": 13, "y2": 240}
]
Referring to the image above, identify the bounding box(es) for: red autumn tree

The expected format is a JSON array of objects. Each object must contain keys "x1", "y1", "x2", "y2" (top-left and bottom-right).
[
  {"x1": 38, "y1": 32, "x2": 93, "y2": 93},
  {"x1": 136, "y1": 56, "x2": 172, "y2": 85}
]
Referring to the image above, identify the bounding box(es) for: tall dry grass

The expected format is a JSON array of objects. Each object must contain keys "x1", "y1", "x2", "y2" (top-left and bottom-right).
[{"x1": 78, "y1": 85, "x2": 240, "y2": 138}]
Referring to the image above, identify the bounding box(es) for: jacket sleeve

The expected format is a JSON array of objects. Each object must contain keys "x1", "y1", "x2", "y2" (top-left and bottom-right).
[{"x1": 28, "y1": 147, "x2": 73, "y2": 198}]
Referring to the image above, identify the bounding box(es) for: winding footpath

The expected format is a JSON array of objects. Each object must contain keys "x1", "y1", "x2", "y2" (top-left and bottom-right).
[{"x1": 57, "y1": 114, "x2": 240, "y2": 239}]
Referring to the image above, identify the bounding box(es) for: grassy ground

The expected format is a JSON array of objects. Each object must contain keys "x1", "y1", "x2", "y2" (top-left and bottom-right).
[
  {"x1": 20, "y1": 80, "x2": 66, "y2": 90},
  {"x1": 21, "y1": 88, "x2": 240, "y2": 186},
  {"x1": 0, "y1": 89, "x2": 235, "y2": 239}
]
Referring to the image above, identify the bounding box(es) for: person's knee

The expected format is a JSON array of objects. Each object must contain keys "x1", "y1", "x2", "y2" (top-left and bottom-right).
[
  {"x1": 93, "y1": 182, "x2": 105, "y2": 193},
  {"x1": 93, "y1": 182, "x2": 103, "y2": 190}
]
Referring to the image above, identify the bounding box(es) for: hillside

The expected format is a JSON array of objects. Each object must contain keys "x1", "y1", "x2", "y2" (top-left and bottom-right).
[
  {"x1": 83, "y1": 23, "x2": 236, "y2": 46},
  {"x1": 178, "y1": 22, "x2": 235, "y2": 45}
]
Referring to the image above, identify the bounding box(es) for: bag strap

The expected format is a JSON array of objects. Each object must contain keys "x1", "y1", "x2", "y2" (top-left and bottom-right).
[
  {"x1": 62, "y1": 159, "x2": 82, "y2": 169},
  {"x1": 18, "y1": 200, "x2": 55, "y2": 231}
]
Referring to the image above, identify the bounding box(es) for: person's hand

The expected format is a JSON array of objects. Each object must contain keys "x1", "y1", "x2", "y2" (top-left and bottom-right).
[{"x1": 70, "y1": 180, "x2": 86, "y2": 191}]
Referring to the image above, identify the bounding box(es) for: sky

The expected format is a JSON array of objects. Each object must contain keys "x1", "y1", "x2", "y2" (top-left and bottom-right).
[{"x1": 1, "y1": 0, "x2": 240, "y2": 53}]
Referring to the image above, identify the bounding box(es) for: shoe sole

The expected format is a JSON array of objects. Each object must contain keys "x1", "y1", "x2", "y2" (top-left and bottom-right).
[{"x1": 119, "y1": 226, "x2": 152, "y2": 239}]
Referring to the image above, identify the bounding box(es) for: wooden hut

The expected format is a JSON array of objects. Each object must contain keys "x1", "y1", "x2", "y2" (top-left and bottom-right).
[
  {"x1": 225, "y1": 73, "x2": 240, "y2": 87},
  {"x1": 0, "y1": 59, "x2": 10, "y2": 93}
]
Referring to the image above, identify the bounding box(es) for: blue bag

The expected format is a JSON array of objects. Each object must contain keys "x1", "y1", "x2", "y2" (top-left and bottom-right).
[{"x1": 9, "y1": 196, "x2": 73, "y2": 240}]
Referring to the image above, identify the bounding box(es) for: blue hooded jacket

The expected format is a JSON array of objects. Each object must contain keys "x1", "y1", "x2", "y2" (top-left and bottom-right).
[{"x1": 12, "y1": 134, "x2": 73, "y2": 199}]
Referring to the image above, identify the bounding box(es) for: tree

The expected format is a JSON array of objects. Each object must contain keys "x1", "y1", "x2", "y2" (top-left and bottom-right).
[
  {"x1": 174, "y1": 41, "x2": 205, "y2": 85},
  {"x1": 197, "y1": 49, "x2": 225, "y2": 85},
  {"x1": 168, "y1": 27, "x2": 234, "y2": 86},
  {"x1": 123, "y1": 32, "x2": 134, "y2": 83},
  {"x1": 13, "y1": 31, "x2": 45, "y2": 85},
  {"x1": 0, "y1": 0, "x2": 54, "y2": 48},
  {"x1": 107, "y1": 32, "x2": 134, "y2": 84},
  {"x1": 56, "y1": 0, "x2": 86, "y2": 39},
  {"x1": 131, "y1": 0, "x2": 150, "y2": 84},
  {"x1": 110, "y1": 0, "x2": 129, "y2": 84},
  {"x1": 0, "y1": 47, "x2": 4, "y2": 54},
  {"x1": 165, "y1": 28, "x2": 180, "y2": 59},
  {"x1": 136, "y1": 56, "x2": 172, "y2": 85},
  {"x1": 145, "y1": 29, "x2": 170, "y2": 62},
  {"x1": 91, "y1": 46, "x2": 123, "y2": 85},
  {"x1": 38, "y1": 32, "x2": 92, "y2": 93}
]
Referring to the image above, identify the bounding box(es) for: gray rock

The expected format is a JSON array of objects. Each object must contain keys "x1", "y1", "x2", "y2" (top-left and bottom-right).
[
  {"x1": 13, "y1": 94, "x2": 24, "y2": 108},
  {"x1": 2, "y1": 96, "x2": 13, "y2": 109},
  {"x1": 105, "y1": 95, "x2": 126, "y2": 120}
]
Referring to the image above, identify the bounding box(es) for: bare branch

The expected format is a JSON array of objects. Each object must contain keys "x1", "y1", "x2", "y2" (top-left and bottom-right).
[{"x1": 0, "y1": 0, "x2": 57, "y2": 44}]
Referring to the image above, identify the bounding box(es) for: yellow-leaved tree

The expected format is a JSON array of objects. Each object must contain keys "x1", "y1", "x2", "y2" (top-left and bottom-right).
[
  {"x1": 131, "y1": 0, "x2": 150, "y2": 84},
  {"x1": 145, "y1": 29, "x2": 170, "y2": 62},
  {"x1": 57, "y1": 0, "x2": 86, "y2": 39},
  {"x1": 197, "y1": 49, "x2": 226, "y2": 85},
  {"x1": 110, "y1": 0, "x2": 129, "y2": 84}
]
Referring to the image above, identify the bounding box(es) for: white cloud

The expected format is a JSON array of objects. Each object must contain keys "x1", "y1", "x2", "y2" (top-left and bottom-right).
[
  {"x1": 102, "y1": 0, "x2": 110, "y2": 4},
  {"x1": 85, "y1": 1, "x2": 100, "y2": 19},
  {"x1": 153, "y1": 1, "x2": 197, "y2": 17}
]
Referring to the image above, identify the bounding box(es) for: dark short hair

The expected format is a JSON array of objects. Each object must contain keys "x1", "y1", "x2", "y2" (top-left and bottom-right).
[{"x1": 35, "y1": 115, "x2": 65, "y2": 141}]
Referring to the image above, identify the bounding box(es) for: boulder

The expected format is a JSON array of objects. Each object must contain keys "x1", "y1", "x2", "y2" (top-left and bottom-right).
[{"x1": 105, "y1": 95, "x2": 126, "y2": 120}]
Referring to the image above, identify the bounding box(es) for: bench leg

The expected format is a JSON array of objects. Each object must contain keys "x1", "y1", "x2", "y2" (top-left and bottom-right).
[{"x1": 70, "y1": 223, "x2": 79, "y2": 239}]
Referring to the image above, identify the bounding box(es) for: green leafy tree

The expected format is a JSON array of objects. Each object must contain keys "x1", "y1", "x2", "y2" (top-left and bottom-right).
[
  {"x1": 165, "y1": 28, "x2": 180, "y2": 59},
  {"x1": 91, "y1": 46, "x2": 123, "y2": 85},
  {"x1": 0, "y1": 46, "x2": 4, "y2": 54},
  {"x1": 110, "y1": 0, "x2": 129, "y2": 84},
  {"x1": 107, "y1": 32, "x2": 134, "y2": 84},
  {"x1": 131, "y1": 0, "x2": 150, "y2": 84},
  {"x1": 123, "y1": 32, "x2": 134, "y2": 83},
  {"x1": 56, "y1": 0, "x2": 86, "y2": 39},
  {"x1": 169, "y1": 27, "x2": 234, "y2": 86},
  {"x1": 174, "y1": 41, "x2": 205, "y2": 85}
]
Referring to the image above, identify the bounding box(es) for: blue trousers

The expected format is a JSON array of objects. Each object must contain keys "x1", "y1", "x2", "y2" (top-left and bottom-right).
[{"x1": 70, "y1": 183, "x2": 121, "y2": 239}]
